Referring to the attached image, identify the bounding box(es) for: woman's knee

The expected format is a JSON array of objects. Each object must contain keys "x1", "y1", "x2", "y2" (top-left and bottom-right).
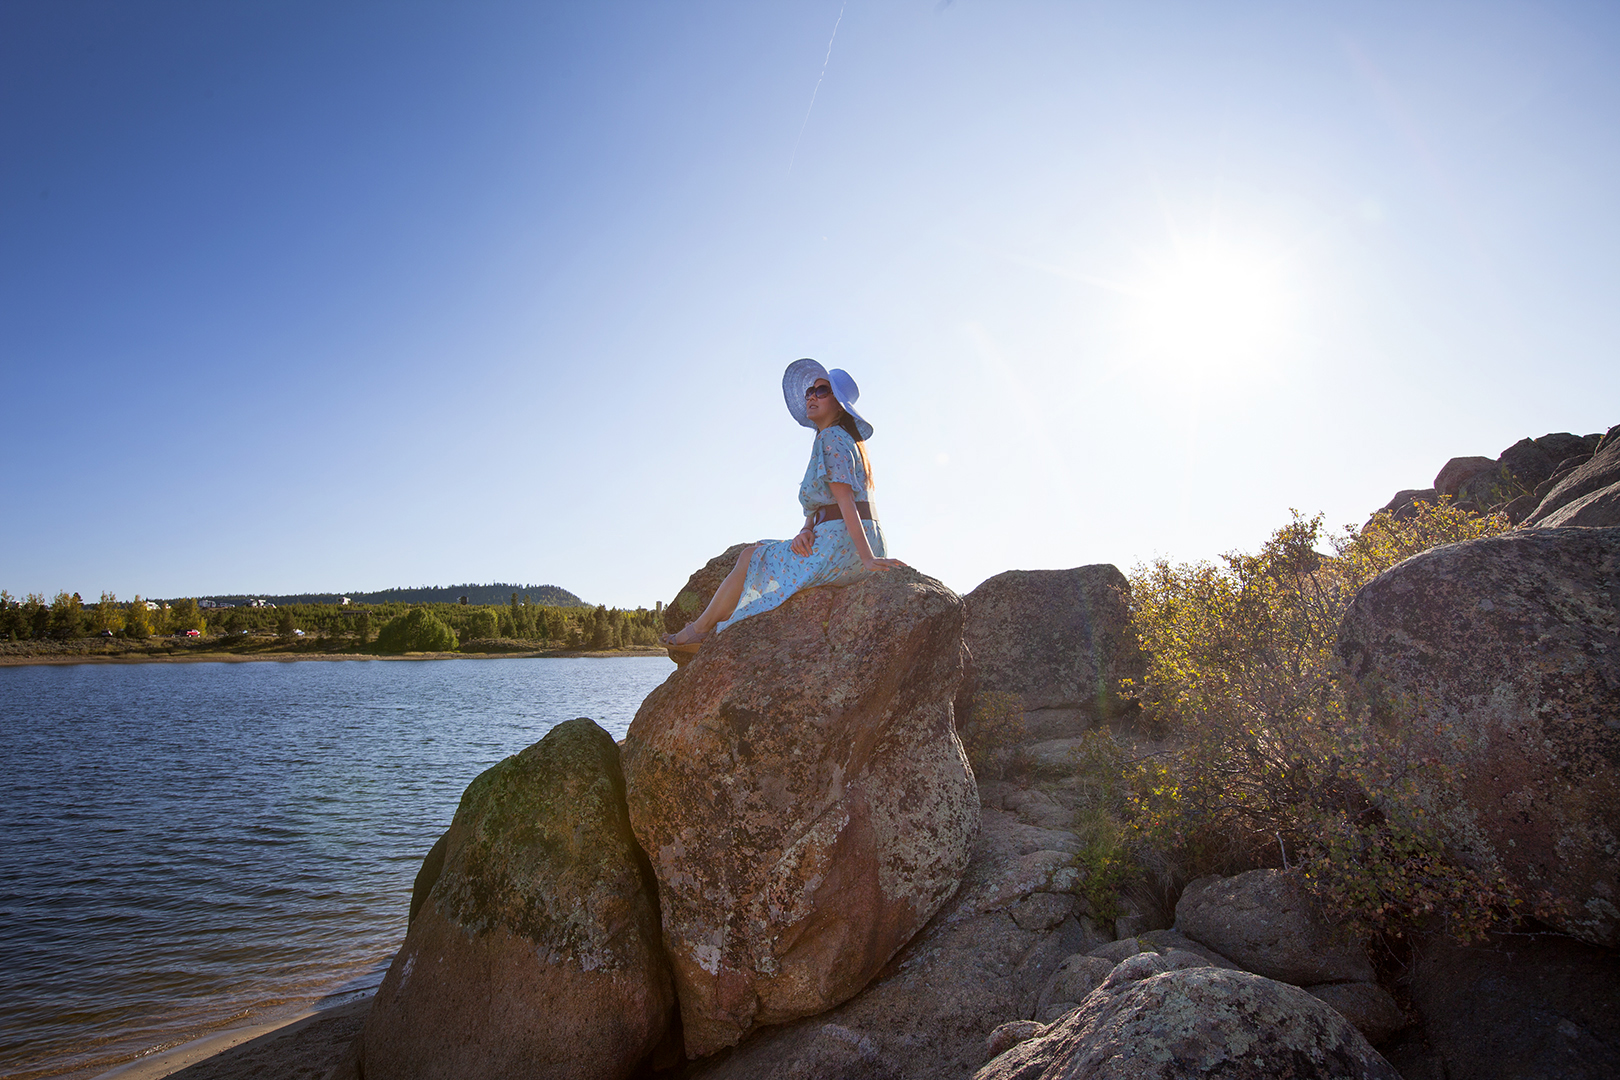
[{"x1": 734, "y1": 543, "x2": 758, "y2": 570}]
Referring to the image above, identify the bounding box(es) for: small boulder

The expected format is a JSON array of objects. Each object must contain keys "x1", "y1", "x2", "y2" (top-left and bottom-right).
[
  {"x1": 1305, "y1": 982, "x2": 1407, "y2": 1045},
  {"x1": 959, "y1": 566, "x2": 1142, "y2": 733},
  {"x1": 362, "y1": 719, "x2": 675, "y2": 1080},
  {"x1": 1337, "y1": 527, "x2": 1620, "y2": 946},
  {"x1": 973, "y1": 966, "x2": 1399, "y2": 1080},
  {"x1": 1136, "y1": 928, "x2": 1244, "y2": 969},
  {"x1": 1035, "y1": 954, "x2": 1114, "y2": 1017},
  {"x1": 1086, "y1": 938, "x2": 1144, "y2": 964},
  {"x1": 1379, "y1": 488, "x2": 1436, "y2": 521},
  {"x1": 623, "y1": 567, "x2": 979, "y2": 1057},
  {"x1": 1174, "y1": 870, "x2": 1374, "y2": 985},
  {"x1": 986, "y1": 1020, "x2": 1048, "y2": 1059}
]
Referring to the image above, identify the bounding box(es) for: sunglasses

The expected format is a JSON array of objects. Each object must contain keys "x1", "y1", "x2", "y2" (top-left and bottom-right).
[{"x1": 805, "y1": 384, "x2": 833, "y2": 400}]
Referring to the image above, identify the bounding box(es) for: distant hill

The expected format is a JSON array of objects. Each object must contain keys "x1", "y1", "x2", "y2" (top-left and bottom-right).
[{"x1": 192, "y1": 584, "x2": 588, "y2": 608}]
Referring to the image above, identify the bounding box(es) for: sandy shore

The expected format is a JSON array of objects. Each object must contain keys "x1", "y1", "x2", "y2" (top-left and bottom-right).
[{"x1": 85, "y1": 995, "x2": 372, "y2": 1080}]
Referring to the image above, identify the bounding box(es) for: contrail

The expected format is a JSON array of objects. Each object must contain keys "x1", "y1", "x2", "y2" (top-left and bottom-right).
[{"x1": 788, "y1": 1, "x2": 847, "y2": 174}]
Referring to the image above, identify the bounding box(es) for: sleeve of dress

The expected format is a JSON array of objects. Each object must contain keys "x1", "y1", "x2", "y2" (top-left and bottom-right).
[{"x1": 818, "y1": 428, "x2": 861, "y2": 490}]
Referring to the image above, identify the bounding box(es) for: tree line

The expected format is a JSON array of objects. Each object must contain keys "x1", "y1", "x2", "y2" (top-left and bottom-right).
[{"x1": 0, "y1": 590, "x2": 664, "y2": 651}]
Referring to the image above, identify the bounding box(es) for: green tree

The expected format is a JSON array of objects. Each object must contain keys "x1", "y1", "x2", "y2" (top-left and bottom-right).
[
  {"x1": 355, "y1": 610, "x2": 373, "y2": 645},
  {"x1": 1110, "y1": 501, "x2": 1519, "y2": 940},
  {"x1": 589, "y1": 605, "x2": 612, "y2": 649},
  {"x1": 276, "y1": 608, "x2": 298, "y2": 639},
  {"x1": 92, "y1": 592, "x2": 123, "y2": 634},
  {"x1": 49, "y1": 591, "x2": 84, "y2": 639},
  {"x1": 0, "y1": 591, "x2": 17, "y2": 640},
  {"x1": 125, "y1": 597, "x2": 153, "y2": 639},
  {"x1": 24, "y1": 594, "x2": 48, "y2": 639},
  {"x1": 376, "y1": 608, "x2": 459, "y2": 653},
  {"x1": 170, "y1": 598, "x2": 206, "y2": 634}
]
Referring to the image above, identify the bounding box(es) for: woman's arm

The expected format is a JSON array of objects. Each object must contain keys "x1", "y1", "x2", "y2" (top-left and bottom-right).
[{"x1": 828, "y1": 481, "x2": 905, "y2": 571}]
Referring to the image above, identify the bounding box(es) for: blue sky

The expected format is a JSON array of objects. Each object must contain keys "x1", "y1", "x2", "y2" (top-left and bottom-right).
[{"x1": 3, "y1": 1, "x2": 1617, "y2": 607}]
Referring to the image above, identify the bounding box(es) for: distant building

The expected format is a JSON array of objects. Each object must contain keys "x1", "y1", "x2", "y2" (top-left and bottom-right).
[{"x1": 339, "y1": 597, "x2": 351, "y2": 605}]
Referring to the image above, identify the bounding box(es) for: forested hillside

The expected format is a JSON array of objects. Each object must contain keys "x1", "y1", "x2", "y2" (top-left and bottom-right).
[{"x1": 196, "y1": 583, "x2": 586, "y2": 608}]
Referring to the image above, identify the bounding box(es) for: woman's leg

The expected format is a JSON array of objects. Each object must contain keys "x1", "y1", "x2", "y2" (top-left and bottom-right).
[{"x1": 667, "y1": 544, "x2": 756, "y2": 645}]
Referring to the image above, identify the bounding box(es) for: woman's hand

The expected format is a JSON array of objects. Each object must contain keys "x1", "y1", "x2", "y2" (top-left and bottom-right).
[
  {"x1": 862, "y1": 556, "x2": 907, "y2": 572},
  {"x1": 790, "y1": 527, "x2": 815, "y2": 557}
]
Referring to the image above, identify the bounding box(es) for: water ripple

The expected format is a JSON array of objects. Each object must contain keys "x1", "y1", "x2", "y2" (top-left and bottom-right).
[{"x1": 0, "y1": 656, "x2": 673, "y2": 1078}]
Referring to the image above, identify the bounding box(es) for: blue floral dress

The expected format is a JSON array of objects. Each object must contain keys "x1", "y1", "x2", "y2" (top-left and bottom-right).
[{"x1": 716, "y1": 425, "x2": 889, "y2": 633}]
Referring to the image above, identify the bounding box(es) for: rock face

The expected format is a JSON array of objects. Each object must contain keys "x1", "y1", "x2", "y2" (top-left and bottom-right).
[
  {"x1": 1536, "y1": 482, "x2": 1620, "y2": 527},
  {"x1": 1384, "y1": 930, "x2": 1620, "y2": 1080},
  {"x1": 1174, "y1": 870, "x2": 1375, "y2": 985},
  {"x1": 622, "y1": 567, "x2": 979, "y2": 1057},
  {"x1": 1373, "y1": 428, "x2": 1609, "y2": 523},
  {"x1": 361, "y1": 719, "x2": 675, "y2": 1080},
  {"x1": 1338, "y1": 527, "x2": 1620, "y2": 946},
  {"x1": 685, "y1": 806, "x2": 1098, "y2": 1079},
  {"x1": 974, "y1": 962, "x2": 1399, "y2": 1080},
  {"x1": 1525, "y1": 424, "x2": 1620, "y2": 526},
  {"x1": 959, "y1": 566, "x2": 1141, "y2": 741}
]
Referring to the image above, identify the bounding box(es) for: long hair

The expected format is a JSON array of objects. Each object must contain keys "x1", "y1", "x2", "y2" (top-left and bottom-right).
[{"x1": 836, "y1": 412, "x2": 874, "y2": 488}]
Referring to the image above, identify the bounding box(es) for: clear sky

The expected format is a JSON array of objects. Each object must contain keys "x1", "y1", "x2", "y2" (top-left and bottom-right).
[{"x1": 3, "y1": 1, "x2": 1617, "y2": 608}]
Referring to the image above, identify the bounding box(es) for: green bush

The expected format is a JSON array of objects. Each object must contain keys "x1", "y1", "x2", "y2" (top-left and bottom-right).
[
  {"x1": 957, "y1": 691, "x2": 1026, "y2": 777},
  {"x1": 1110, "y1": 500, "x2": 1521, "y2": 941},
  {"x1": 376, "y1": 608, "x2": 459, "y2": 653}
]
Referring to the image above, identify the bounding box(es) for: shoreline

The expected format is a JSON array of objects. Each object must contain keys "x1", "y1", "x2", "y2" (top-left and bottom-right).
[
  {"x1": 83, "y1": 992, "x2": 375, "y2": 1080},
  {"x1": 0, "y1": 645, "x2": 670, "y2": 668}
]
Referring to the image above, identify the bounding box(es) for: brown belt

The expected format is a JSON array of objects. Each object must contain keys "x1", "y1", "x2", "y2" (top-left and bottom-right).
[{"x1": 807, "y1": 501, "x2": 875, "y2": 529}]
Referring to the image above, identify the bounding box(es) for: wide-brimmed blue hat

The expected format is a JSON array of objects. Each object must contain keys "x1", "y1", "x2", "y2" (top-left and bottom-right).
[{"x1": 782, "y1": 358, "x2": 873, "y2": 440}]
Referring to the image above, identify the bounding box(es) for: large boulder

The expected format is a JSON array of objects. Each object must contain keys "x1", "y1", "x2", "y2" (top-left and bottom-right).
[
  {"x1": 1337, "y1": 527, "x2": 1620, "y2": 946},
  {"x1": 973, "y1": 960, "x2": 1399, "y2": 1080},
  {"x1": 1496, "y1": 437, "x2": 1559, "y2": 494},
  {"x1": 622, "y1": 567, "x2": 979, "y2": 1057},
  {"x1": 960, "y1": 566, "x2": 1142, "y2": 740},
  {"x1": 1383, "y1": 930, "x2": 1620, "y2": 1080},
  {"x1": 1433, "y1": 456, "x2": 1497, "y2": 499},
  {"x1": 361, "y1": 719, "x2": 675, "y2": 1080},
  {"x1": 1525, "y1": 423, "x2": 1620, "y2": 525},
  {"x1": 1173, "y1": 870, "x2": 1375, "y2": 985},
  {"x1": 684, "y1": 808, "x2": 1098, "y2": 1080}
]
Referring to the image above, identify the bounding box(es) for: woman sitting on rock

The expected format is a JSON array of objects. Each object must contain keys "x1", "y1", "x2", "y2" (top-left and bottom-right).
[{"x1": 661, "y1": 358, "x2": 906, "y2": 658}]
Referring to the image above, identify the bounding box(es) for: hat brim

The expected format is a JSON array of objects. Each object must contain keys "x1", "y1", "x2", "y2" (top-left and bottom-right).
[
  {"x1": 782, "y1": 359, "x2": 874, "y2": 440},
  {"x1": 783, "y1": 358, "x2": 828, "y2": 430}
]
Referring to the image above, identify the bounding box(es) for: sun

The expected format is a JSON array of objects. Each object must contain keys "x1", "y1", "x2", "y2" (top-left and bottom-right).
[{"x1": 1125, "y1": 241, "x2": 1294, "y2": 381}]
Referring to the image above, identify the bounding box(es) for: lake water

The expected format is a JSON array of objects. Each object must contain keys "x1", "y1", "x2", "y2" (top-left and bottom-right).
[{"x1": 0, "y1": 656, "x2": 675, "y2": 1080}]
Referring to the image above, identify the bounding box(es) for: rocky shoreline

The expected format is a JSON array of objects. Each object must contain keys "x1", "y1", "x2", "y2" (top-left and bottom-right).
[{"x1": 74, "y1": 423, "x2": 1620, "y2": 1079}]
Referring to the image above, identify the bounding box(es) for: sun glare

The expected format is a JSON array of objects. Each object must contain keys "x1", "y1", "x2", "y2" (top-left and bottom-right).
[{"x1": 1126, "y1": 242, "x2": 1294, "y2": 381}]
